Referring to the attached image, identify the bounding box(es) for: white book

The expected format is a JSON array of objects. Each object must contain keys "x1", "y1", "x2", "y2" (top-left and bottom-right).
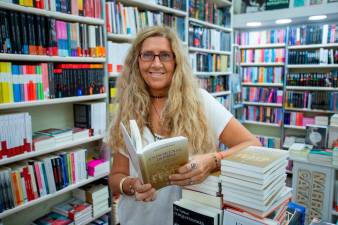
[
  {"x1": 220, "y1": 146, "x2": 288, "y2": 174},
  {"x1": 182, "y1": 189, "x2": 223, "y2": 209},
  {"x1": 120, "y1": 120, "x2": 188, "y2": 190}
]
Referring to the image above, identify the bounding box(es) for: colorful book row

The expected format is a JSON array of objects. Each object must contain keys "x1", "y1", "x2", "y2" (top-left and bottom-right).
[
  {"x1": 0, "y1": 9, "x2": 105, "y2": 57},
  {"x1": 190, "y1": 53, "x2": 229, "y2": 72},
  {"x1": 236, "y1": 29, "x2": 286, "y2": 45},
  {"x1": 0, "y1": 62, "x2": 105, "y2": 104},
  {"x1": 241, "y1": 49, "x2": 285, "y2": 63},
  {"x1": 242, "y1": 87, "x2": 283, "y2": 104},
  {"x1": 242, "y1": 67, "x2": 283, "y2": 84}
]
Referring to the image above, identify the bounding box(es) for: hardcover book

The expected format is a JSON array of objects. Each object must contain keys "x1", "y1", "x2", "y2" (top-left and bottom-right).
[
  {"x1": 120, "y1": 120, "x2": 188, "y2": 190},
  {"x1": 305, "y1": 125, "x2": 328, "y2": 149}
]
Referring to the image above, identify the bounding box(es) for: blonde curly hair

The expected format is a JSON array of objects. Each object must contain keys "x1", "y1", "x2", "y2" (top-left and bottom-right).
[{"x1": 108, "y1": 26, "x2": 216, "y2": 155}]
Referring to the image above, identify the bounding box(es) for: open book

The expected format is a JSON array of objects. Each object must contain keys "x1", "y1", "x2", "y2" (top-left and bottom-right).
[{"x1": 120, "y1": 120, "x2": 189, "y2": 190}]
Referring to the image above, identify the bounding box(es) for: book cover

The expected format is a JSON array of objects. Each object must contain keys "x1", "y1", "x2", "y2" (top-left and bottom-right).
[
  {"x1": 120, "y1": 120, "x2": 189, "y2": 190},
  {"x1": 221, "y1": 146, "x2": 288, "y2": 174},
  {"x1": 305, "y1": 125, "x2": 328, "y2": 149},
  {"x1": 32, "y1": 211, "x2": 74, "y2": 225},
  {"x1": 173, "y1": 199, "x2": 221, "y2": 225}
]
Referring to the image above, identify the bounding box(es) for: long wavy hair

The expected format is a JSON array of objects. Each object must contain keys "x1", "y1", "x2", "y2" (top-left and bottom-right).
[{"x1": 108, "y1": 26, "x2": 216, "y2": 155}]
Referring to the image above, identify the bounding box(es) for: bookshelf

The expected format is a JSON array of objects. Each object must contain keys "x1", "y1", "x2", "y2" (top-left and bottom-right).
[
  {"x1": 0, "y1": 0, "x2": 111, "y2": 224},
  {"x1": 105, "y1": 0, "x2": 233, "y2": 111},
  {"x1": 188, "y1": 0, "x2": 233, "y2": 110},
  {"x1": 235, "y1": 28, "x2": 287, "y2": 148},
  {"x1": 284, "y1": 23, "x2": 338, "y2": 139}
]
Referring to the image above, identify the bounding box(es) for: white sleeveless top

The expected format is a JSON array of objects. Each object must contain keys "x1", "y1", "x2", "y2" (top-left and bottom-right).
[{"x1": 118, "y1": 89, "x2": 233, "y2": 225}]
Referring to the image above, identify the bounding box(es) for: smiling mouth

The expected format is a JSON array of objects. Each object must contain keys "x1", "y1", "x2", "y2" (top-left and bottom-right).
[{"x1": 149, "y1": 72, "x2": 165, "y2": 76}]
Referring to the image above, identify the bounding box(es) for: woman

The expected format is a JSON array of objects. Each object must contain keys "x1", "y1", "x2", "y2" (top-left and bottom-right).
[{"x1": 108, "y1": 26, "x2": 261, "y2": 225}]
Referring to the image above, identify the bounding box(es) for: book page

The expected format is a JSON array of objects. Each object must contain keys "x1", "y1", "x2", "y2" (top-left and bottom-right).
[{"x1": 120, "y1": 121, "x2": 143, "y2": 182}]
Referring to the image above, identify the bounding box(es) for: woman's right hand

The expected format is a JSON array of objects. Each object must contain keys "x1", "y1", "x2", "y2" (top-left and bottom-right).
[{"x1": 133, "y1": 178, "x2": 157, "y2": 202}]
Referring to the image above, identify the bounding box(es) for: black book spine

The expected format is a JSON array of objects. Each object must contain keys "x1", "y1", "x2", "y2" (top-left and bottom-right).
[{"x1": 3, "y1": 10, "x2": 12, "y2": 53}]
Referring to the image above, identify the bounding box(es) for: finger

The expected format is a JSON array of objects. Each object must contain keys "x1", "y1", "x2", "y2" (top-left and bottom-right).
[
  {"x1": 169, "y1": 169, "x2": 199, "y2": 181},
  {"x1": 135, "y1": 183, "x2": 152, "y2": 193},
  {"x1": 135, "y1": 188, "x2": 156, "y2": 201}
]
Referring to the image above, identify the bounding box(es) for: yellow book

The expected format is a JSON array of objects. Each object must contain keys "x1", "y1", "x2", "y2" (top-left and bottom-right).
[
  {"x1": 120, "y1": 120, "x2": 189, "y2": 190},
  {"x1": 6, "y1": 62, "x2": 13, "y2": 103},
  {"x1": 0, "y1": 62, "x2": 4, "y2": 103}
]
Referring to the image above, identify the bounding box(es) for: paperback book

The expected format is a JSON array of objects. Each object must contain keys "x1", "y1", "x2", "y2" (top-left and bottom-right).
[{"x1": 120, "y1": 120, "x2": 188, "y2": 189}]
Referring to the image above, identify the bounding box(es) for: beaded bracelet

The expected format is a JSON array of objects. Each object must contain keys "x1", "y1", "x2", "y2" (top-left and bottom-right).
[{"x1": 213, "y1": 154, "x2": 221, "y2": 169}]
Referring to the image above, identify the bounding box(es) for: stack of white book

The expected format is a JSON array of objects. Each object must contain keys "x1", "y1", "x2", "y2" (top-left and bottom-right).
[
  {"x1": 185, "y1": 171, "x2": 222, "y2": 197},
  {"x1": 73, "y1": 184, "x2": 109, "y2": 218},
  {"x1": 333, "y1": 147, "x2": 338, "y2": 166},
  {"x1": 53, "y1": 198, "x2": 92, "y2": 225},
  {"x1": 221, "y1": 146, "x2": 291, "y2": 220}
]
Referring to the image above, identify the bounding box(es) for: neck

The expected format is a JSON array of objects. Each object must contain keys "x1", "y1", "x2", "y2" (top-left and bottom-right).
[{"x1": 150, "y1": 94, "x2": 167, "y2": 99}]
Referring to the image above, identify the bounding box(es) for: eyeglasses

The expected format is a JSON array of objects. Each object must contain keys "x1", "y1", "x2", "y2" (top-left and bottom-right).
[{"x1": 139, "y1": 51, "x2": 175, "y2": 62}]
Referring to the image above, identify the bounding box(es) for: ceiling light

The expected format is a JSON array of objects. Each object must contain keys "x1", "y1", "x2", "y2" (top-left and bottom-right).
[
  {"x1": 275, "y1": 19, "x2": 292, "y2": 24},
  {"x1": 246, "y1": 22, "x2": 262, "y2": 27},
  {"x1": 308, "y1": 15, "x2": 327, "y2": 21}
]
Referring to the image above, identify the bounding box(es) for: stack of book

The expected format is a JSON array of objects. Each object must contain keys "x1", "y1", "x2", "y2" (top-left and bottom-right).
[
  {"x1": 173, "y1": 173, "x2": 223, "y2": 225},
  {"x1": 220, "y1": 146, "x2": 291, "y2": 224},
  {"x1": 88, "y1": 214, "x2": 109, "y2": 225},
  {"x1": 333, "y1": 147, "x2": 338, "y2": 166},
  {"x1": 53, "y1": 198, "x2": 92, "y2": 224},
  {"x1": 289, "y1": 143, "x2": 312, "y2": 160},
  {"x1": 185, "y1": 171, "x2": 221, "y2": 197},
  {"x1": 308, "y1": 149, "x2": 333, "y2": 164},
  {"x1": 33, "y1": 128, "x2": 90, "y2": 151},
  {"x1": 73, "y1": 183, "x2": 109, "y2": 217},
  {"x1": 87, "y1": 159, "x2": 110, "y2": 177},
  {"x1": 31, "y1": 211, "x2": 74, "y2": 225}
]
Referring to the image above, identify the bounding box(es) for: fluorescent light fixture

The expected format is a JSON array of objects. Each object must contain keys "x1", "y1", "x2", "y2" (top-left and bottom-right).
[
  {"x1": 275, "y1": 19, "x2": 292, "y2": 24},
  {"x1": 308, "y1": 15, "x2": 327, "y2": 21},
  {"x1": 246, "y1": 22, "x2": 262, "y2": 27}
]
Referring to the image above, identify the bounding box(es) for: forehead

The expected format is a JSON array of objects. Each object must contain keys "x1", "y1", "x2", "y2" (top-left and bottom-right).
[{"x1": 141, "y1": 36, "x2": 172, "y2": 52}]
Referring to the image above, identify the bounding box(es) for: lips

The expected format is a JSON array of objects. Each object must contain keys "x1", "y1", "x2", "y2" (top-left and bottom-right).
[{"x1": 149, "y1": 72, "x2": 165, "y2": 76}]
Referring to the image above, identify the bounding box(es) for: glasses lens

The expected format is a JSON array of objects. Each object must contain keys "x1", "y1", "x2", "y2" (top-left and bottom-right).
[
  {"x1": 159, "y1": 52, "x2": 173, "y2": 61},
  {"x1": 141, "y1": 52, "x2": 155, "y2": 61}
]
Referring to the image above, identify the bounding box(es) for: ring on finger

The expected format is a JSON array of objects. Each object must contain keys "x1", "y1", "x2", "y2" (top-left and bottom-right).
[{"x1": 190, "y1": 162, "x2": 197, "y2": 170}]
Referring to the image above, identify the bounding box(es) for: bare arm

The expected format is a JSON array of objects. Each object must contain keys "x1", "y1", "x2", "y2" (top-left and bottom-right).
[
  {"x1": 169, "y1": 117, "x2": 261, "y2": 186},
  {"x1": 218, "y1": 117, "x2": 261, "y2": 157},
  {"x1": 109, "y1": 151, "x2": 156, "y2": 201}
]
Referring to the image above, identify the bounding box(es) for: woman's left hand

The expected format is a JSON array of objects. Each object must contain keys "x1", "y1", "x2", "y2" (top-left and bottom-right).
[{"x1": 169, "y1": 153, "x2": 216, "y2": 186}]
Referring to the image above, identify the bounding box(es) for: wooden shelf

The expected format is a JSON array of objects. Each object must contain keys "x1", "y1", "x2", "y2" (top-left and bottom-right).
[
  {"x1": 0, "y1": 172, "x2": 109, "y2": 219},
  {"x1": 243, "y1": 102, "x2": 283, "y2": 107},
  {"x1": 239, "y1": 43, "x2": 285, "y2": 49},
  {"x1": 120, "y1": 0, "x2": 186, "y2": 16},
  {"x1": 242, "y1": 83, "x2": 283, "y2": 87},
  {"x1": 233, "y1": 2, "x2": 338, "y2": 29},
  {"x1": 284, "y1": 125, "x2": 306, "y2": 130},
  {"x1": 285, "y1": 86, "x2": 337, "y2": 91},
  {"x1": 287, "y1": 64, "x2": 338, "y2": 69},
  {"x1": 288, "y1": 43, "x2": 338, "y2": 49},
  {"x1": 0, "y1": 135, "x2": 104, "y2": 166},
  {"x1": 0, "y1": 53, "x2": 106, "y2": 62},
  {"x1": 0, "y1": 94, "x2": 107, "y2": 110},
  {"x1": 240, "y1": 62, "x2": 285, "y2": 66},
  {"x1": 284, "y1": 107, "x2": 336, "y2": 114},
  {"x1": 189, "y1": 47, "x2": 231, "y2": 55},
  {"x1": 107, "y1": 33, "x2": 134, "y2": 42},
  {"x1": 211, "y1": 91, "x2": 231, "y2": 97},
  {"x1": 189, "y1": 18, "x2": 232, "y2": 32},
  {"x1": 0, "y1": 2, "x2": 104, "y2": 25},
  {"x1": 109, "y1": 72, "x2": 120, "y2": 78},
  {"x1": 243, "y1": 120, "x2": 280, "y2": 127},
  {"x1": 194, "y1": 71, "x2": 231, "y2": 76}
]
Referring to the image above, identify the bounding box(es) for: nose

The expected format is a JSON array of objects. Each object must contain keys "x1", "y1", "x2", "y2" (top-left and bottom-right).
[{"x1": 151, "y1": 55, "x2": 163, "y2": 67}]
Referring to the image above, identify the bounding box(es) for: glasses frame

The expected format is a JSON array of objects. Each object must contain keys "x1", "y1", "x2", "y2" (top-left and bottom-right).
[{"x1": 139, "y1": 51, "x2": 175, "y2": 62}]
